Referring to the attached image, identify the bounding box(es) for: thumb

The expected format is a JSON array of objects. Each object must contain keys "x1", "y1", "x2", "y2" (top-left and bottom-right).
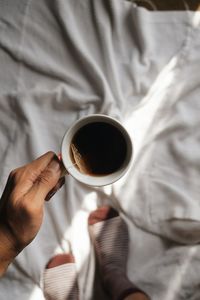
[{"x1": 27, "y1": 157, "x2": 62, "y2": 204}]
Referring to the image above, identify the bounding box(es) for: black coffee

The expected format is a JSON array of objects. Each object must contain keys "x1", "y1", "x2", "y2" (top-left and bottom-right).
[{"x1": 70, "y1": 122, "x2": 127, "y2": 176}]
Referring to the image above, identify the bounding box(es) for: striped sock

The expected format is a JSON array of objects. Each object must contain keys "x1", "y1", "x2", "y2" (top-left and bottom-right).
[
  {"x1": 43, "y1": 253, "x2": 79, "y2": 300},
  {"x1": 88, "y1": 206, "x2": 145, "y2": 300}
]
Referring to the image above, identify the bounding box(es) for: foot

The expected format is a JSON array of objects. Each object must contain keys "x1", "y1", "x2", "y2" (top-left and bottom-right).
[
  {"x1": 88, "y1": 206, "x2": 149, "y2": 300},
  {"x1": 43, "y1": 253, "x2": 79, "y2": 300}
]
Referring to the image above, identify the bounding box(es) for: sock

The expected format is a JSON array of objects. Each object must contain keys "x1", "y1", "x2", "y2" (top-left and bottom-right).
[
  {"x1": 43, "y1": 253, "x2": 79, "y2": 300},
  {"x1": 88, "y1": 206, "x2": 145, "y2": 300}
]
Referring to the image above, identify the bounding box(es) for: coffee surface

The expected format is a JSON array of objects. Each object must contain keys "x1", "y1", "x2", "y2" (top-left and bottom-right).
[{"x1": 70, "y1": 122, "x2": 127, "y2": 176}]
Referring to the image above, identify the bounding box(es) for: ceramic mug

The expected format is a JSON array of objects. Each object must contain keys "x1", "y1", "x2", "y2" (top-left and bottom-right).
[{"x1": 60, "y1": 114, "x2": 133, "y2": 187}]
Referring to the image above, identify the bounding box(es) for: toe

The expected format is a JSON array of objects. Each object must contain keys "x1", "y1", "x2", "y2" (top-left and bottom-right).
[
  {"x1": 46, "y1": 253, "x2": 75, "y2": 269},
  {"x1": 88, "y1": 206, "x2": 119, "y2": 225}
]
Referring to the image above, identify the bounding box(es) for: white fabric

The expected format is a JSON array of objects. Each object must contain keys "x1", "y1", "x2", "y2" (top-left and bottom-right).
[{"x1": 0, "y1": 0, "x2": 200, "y2": 299}]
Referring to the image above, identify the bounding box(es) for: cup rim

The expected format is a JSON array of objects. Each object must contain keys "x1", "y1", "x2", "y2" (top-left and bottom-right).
[{"x1": 61, "y1": 114, "x2": 133, "y2": 186}]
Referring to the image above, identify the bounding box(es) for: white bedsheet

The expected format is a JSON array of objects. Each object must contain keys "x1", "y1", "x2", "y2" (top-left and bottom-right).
[{"x1": 1, "y1": 0, "x2": 200, "y2": 299}]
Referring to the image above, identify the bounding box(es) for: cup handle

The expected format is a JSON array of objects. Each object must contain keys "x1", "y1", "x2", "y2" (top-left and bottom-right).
[{"x1": 57, "y1": 153, "x2": 68, "y2": 177}]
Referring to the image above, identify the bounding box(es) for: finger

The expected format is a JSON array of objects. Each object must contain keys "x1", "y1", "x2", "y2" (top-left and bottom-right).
[
  {"x1": 25, "y1": 151, "x2": 57, "y2": 178},
  {"x1": 27, "y1": 156, "x2": 62, "y2": 205},
  {"x1": 6, "y1": 152, "x2": 58, "y2": 189},
  {"x1": 2, "y1": 152, "x2": 60, "y2": 200},
  {"x1": 45, "y1": 176, "x2": 65, "y2": 201}
]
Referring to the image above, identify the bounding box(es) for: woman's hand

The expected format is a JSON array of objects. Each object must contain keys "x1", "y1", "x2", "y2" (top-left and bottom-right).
[{"x1": 0, "y1": 151, "x2": 65, "y2": 276}]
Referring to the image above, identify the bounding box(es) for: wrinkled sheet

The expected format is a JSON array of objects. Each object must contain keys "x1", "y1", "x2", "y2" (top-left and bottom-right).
[{"x1": 1, "y1": 0, "x2": 200, "y2": 299}]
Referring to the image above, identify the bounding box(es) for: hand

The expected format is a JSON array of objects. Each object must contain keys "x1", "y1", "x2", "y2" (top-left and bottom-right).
[{"x1": 0, "y1": 152, "x2": 65, "y2": 276}]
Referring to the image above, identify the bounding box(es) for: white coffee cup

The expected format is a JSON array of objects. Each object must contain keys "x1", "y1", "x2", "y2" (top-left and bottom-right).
[{"x1": 60, "y1": 114, "x2": 133, "y2": 186}]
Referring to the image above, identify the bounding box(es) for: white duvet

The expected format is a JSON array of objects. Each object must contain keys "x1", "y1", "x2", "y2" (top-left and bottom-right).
[{"x1": 0, "y1": 1, "x2": 200, "y2": 299}]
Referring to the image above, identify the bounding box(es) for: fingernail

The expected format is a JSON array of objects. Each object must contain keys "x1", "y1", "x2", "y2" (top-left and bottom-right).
[
  {"x1": 45, "y1": 177, "x2": 65, "y2": 201},
  {"x1": 57, "y1": 176, "x2": 65, "y2": 189},
  {"x1": 57, "y1": 153, "x2": 62, "y2": 161},
  {"x1": 45, "y1": 189, "x2": 57, "y2": 201}
]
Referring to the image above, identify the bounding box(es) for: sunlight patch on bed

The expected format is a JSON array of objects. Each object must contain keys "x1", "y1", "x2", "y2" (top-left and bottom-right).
[
  {"x1": 29, "y1": 286, "x2": 44, "y2": 300},
  {"x1": 192, "y1": 11, "x2": 200, "y2": 27},
  {"x1": 124, "y1": 56, "x2": 177, "y2": 161}
]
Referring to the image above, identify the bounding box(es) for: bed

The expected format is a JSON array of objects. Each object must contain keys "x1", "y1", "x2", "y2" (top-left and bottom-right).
[{"x1": 1, "y1": 0, "x2": 200, "y2": 299}]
